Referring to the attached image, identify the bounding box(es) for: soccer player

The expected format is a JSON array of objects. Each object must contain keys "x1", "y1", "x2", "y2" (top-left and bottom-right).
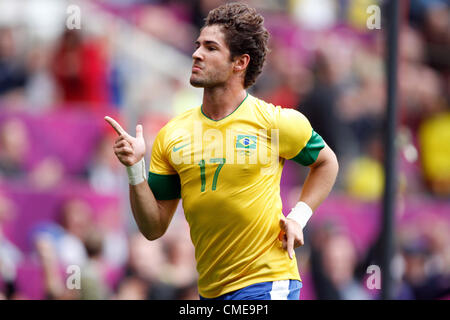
[{"x1": 105, "y1": 3, "x2": 339, "y2": 300}]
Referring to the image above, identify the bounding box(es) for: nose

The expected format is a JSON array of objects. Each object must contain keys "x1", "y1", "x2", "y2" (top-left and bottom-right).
[{"x1": 192, "y1": 47, "x2": 203, "y2": 61}]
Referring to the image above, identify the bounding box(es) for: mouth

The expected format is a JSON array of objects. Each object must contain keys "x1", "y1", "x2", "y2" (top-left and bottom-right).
[{"x1": 192, "y1": 65, "x2": 202, "y2": 72}]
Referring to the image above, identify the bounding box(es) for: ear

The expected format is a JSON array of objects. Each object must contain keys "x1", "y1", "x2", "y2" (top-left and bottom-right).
[{"x1": 233, "y1": 54, "x2": 250, "y2": 73}]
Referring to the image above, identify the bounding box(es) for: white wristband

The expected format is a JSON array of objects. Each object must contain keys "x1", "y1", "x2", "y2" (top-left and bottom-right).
[
  {"x1": 126, "y1": 158, "x2": 147, "y2": 185},
  {"x1": 286, "y1": 201, "x2": 313, "y2": 230}
]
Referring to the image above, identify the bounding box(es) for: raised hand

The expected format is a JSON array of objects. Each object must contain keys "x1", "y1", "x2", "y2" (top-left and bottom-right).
[{"x1": 104, "y1": 116, "x2": 146, "y2": 167}]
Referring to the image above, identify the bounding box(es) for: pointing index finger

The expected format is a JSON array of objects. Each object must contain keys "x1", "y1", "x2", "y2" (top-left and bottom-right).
[
  {"x1": 287, "y1": 233, "x2": 294, "y2": 259},
  {"x1": 104, "y1": 116, "x2": 127, "y2": 136}
]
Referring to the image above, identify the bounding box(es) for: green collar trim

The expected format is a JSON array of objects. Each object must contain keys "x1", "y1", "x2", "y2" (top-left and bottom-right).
[{"x1": 201, "y1": 92, "x2": 249, "y2": 122}]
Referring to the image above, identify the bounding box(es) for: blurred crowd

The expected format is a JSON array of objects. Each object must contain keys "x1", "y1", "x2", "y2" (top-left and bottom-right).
[{"x1": 0, "y1": 0, "x2": 449, "y2": 300}]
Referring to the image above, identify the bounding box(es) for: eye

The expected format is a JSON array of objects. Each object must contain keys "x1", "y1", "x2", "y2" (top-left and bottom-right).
[{"x1": 208, "y1": 47, "x2": 217, "y2": 51}]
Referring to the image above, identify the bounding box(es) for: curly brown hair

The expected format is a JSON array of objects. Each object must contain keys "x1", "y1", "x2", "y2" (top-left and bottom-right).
[{"x1": 204, "y1": 2, "x2": 270, "y2": 89}]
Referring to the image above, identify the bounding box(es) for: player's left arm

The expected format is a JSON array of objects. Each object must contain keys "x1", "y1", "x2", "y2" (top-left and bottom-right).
[
  {"x1": 299, "y1": 142, "x2": 339, "y2": 211},
  {"x1": 274, "y1": 107, "x2": 339, "y2": 258},
  {"x1": 280, "y1": 142, "x2": 338, "y2": 259}
]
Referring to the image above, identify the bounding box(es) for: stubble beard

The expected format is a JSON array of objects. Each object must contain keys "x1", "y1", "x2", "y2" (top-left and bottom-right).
[
  {"x1": 189, "y1": 76, "x2": 206, "y2": 88},
  {"x1": 190, "y1": 67, "x2": 230, "y2": 89},
  {"x1": 190, "y1": 74, "x2": 218, "y2": 88}
]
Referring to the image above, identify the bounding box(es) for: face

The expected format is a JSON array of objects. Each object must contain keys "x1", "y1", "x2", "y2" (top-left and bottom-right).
[{"x1": 190, "y1": 25, "x2": 234, "y2": 88}]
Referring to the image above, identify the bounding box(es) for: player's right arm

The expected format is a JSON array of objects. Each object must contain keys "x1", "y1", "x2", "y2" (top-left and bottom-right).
[
  {"x1": 104, "y1": 116, "x2": 179, "y2": 240},
  {"x1": 129, "y1": 180, "x2": 179, "y2": 240}
]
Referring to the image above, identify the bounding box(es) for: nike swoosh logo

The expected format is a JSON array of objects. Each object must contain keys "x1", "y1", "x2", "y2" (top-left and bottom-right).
[{"x1": 173, "y1": 143, "x2": 190, "y2": 152}]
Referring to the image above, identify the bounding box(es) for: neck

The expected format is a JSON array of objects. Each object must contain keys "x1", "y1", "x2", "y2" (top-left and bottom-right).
[{"x1": 202, "y1": 83, "x2": 247, "y2": 121}]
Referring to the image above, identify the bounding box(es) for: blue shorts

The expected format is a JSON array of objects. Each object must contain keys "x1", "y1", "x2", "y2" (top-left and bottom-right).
[{"x1": 200, "y1": 280, "x2": 302, "y2": 300}]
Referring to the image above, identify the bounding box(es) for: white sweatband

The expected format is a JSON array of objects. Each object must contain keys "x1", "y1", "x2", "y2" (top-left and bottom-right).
[
  {"x1": 286, "y1": 201, "x2": 313, "y2": 230},
  {"x1": 126, "y1": 158, "x2": 147, "y2": 185}
]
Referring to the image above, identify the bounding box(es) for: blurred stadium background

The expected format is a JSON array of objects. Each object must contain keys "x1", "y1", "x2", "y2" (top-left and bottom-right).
[{"x1": 0, "y1": 0, "x2": 449, "y2": 300}]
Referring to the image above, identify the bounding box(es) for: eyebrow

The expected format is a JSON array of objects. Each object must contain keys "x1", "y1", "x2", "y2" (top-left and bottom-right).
[{"x1": 195, "y1": 40, "x2": 221, "y2": 47}]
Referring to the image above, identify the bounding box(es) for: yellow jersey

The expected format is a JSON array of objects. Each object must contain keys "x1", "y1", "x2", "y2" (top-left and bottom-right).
[{"x1": 148, "y1": 93, "x2": 324, "y2": 298}]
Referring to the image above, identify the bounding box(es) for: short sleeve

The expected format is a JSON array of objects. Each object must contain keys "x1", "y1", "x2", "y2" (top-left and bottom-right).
[
  {"x1": 149, "y1": 126, "x2": 177, "y2": 175},
  {"x1": 148, "y1": 126, "x2": 181, "y2": 200},
  {"x1": 275, "y1": 107, "x2": 325, "y2": 166}
]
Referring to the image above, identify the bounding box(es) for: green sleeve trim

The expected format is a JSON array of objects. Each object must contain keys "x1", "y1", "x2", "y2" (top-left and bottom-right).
[
  {"x1": 290, "y1": 130, "x2": 325, "y2": 166},
  {"x1": 148, "y1": 172, "x2": 181, "y2": 200}
]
